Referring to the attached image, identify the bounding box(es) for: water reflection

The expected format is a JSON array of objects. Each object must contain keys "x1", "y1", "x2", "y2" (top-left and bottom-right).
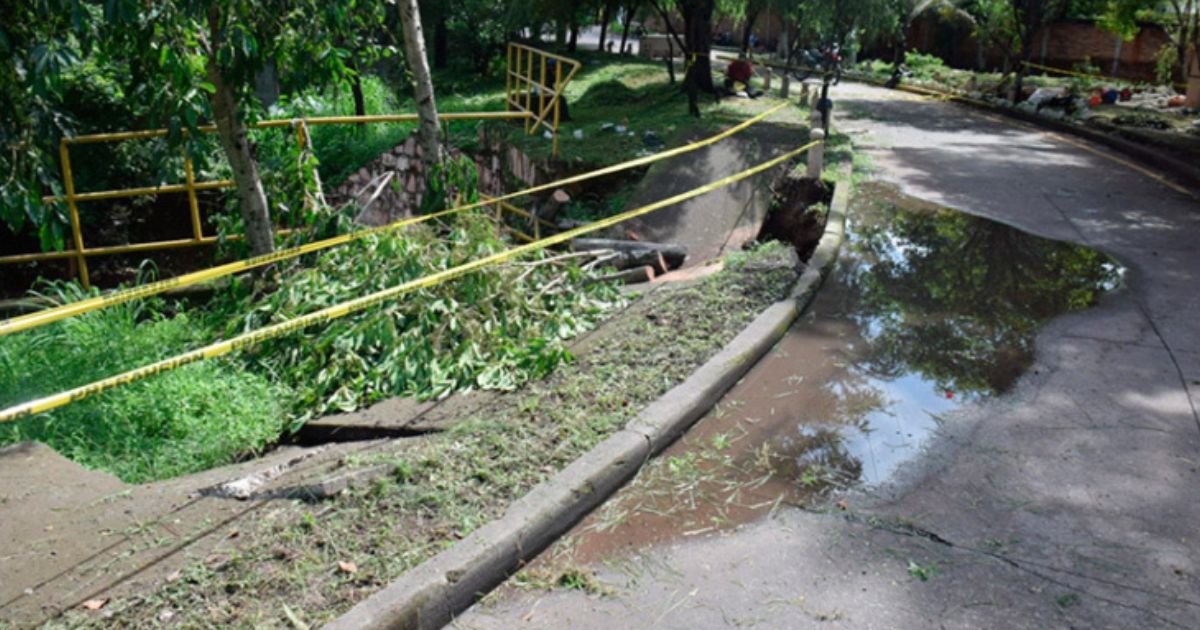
[
  {"x1": 562, "y1": 184, "x2": 1122, "y2": 561},
  {"x1": 795, "y1": 183, "x2": 1122, "y2": 484}
]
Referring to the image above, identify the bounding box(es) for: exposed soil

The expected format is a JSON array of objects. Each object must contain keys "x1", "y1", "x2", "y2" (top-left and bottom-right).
[{"x1": 758, "y1": 174, "x2": 832, "y2": 261}]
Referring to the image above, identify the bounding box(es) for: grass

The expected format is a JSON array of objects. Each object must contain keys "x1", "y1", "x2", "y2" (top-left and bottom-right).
[
  {"x1": 51, "y1": 243, "x2": 801, "y2": 628},
  {"x1": 0, "y1": 282, "x2": 291, "y2": 483},
  {"x1": 0, "y1": 213, "x2": 624, "y2": 483}
]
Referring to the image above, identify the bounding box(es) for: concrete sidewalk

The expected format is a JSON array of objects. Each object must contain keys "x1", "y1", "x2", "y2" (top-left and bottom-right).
[{"x1": 455, "y1": 82, "x2": 1200, "y2": 629}]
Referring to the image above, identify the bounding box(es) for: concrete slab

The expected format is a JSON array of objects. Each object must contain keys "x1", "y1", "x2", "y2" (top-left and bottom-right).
[{"x1": 620, "y1": 124, "x2": 801, "y2": 267}]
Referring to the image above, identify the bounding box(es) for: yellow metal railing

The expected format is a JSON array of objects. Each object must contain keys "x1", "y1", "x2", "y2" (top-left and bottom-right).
[
  {"x1": 506, "y1": 43, "x2": 581, "y2": 157},
  {"x1": 3, "y1": 111, "x2": 531, "y2": 289},
  {"x1": 0, "y1": 103, "x2": 792, "y2": 338},
  {"x1": 484, "y1": 195, "x2": 557, "y2": 243},
  {"x1": 0, "y1": 136, "x2": 821, "y2": 423}
]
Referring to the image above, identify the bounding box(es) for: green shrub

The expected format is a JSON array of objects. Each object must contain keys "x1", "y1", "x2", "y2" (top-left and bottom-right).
[
  {"x1": 904, "y1": 51, "x2": 947, "y2": 80},
  {"x1": 226, "y1": 211, "x2": 623, "y2": 421},
  {"x1": 0, "y1": 282, "x2": 290, "y2": 482}
]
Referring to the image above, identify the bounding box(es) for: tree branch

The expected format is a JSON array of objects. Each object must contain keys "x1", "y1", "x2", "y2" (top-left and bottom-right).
[{"x1": 650, "y1": 1, "x2": 689, "y2": 53}]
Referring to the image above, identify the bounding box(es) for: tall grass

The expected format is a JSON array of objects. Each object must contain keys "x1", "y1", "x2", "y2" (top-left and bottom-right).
[
  {"x1": 0, "y1": 211, "x2": 623, "y2": 482},
  {"x1": 0, "y1": 282, "x2": 290, "y2": 483}
]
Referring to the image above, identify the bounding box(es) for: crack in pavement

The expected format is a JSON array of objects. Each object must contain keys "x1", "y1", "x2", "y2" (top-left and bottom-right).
[
  {"x1": 831, "y1": 509, "x2": 1200, "y2": 628},
  {"x1": 1133, "y1": 300, "x2": 1200, "y2": 436}
]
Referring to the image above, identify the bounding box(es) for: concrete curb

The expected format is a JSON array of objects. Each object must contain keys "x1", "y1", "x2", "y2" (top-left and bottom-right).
[
  {"x1": 326, "y1": 166, "x2": 852, "y2": 630},
  {"x1": 852, "y1": 75, "x2": 1200, "y2": 193}
]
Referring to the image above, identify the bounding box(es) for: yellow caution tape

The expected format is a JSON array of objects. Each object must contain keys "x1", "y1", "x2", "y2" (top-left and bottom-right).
[
  {"x1": 1022, "y1": 61, "x2": 1187, "y2": 90},
  {"x1": 0, "y1": 102, "x2": 792, "y2": 338},
  {"x1": 0, "y1": 139, "x2": 819, "y2": 423}
]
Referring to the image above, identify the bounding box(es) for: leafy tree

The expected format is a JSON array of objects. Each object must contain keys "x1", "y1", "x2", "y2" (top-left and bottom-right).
[
  {"x1": 1098, "y1": 0, "x2": 1199, "y2": 86},
  {"x1": 1008, "y1": 0, "x2": 1071, "y2": 99},
  {"x1": 91, "y1": 2, "x2": 367, "y2": 256},
  {"x1": 968, "y1": 0, "x2": 1021, "y2": 72},
  {"x1": 650, "y1": 0, "x2": 717, "y2": 115},
  {"x1": 885, "y1": 0, "x2": 974, "y2": 81},
  {"x1": 0, "y1": 0, "x2": 91, "y2": 251},
  {"x1": 618, "y1": 1, "x2": 645, "y2": 54},
  {"x1": 716, "y1": 0, "x2": 771, "y2": 53},
  {"x1": 2, "y1": 1, "x2": 412, "y2": 260}
]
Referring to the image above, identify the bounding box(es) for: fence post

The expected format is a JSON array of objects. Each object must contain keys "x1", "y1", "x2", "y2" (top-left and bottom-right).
[
  {"x1": 763, "y1": 67, "x2": 772, "y2": 92},
  {"x1": 524, "y1": 50, "x2": 535, "y2": 132},
  {"x1": 807, "y1": 128, "x2": 825, "y2": 179},
  {"x1": 781, "y1": 73, "x2": 791, "y2": 98},
  {"x1": 184, "y1": 154, "x2": 204, "y2": 241},
  {"x1": 505, "y1": 44, "x2": 513, "y2": 111},
  {"x1": 58, "y1": 140, "x2": 90, "y2": 289},
  {"x1": 552, "y1": 60, "x2": 563, "y2": 158}
]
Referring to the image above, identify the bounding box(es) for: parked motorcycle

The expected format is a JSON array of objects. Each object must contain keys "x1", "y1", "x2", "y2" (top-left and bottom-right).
[{"x1": 791, "y1": 44, "x2": 842, "y2": 85}]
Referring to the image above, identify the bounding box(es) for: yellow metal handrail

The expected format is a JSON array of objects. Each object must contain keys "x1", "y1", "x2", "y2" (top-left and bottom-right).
[
  {"x1": 2, "y1": 111, "x2": 532, "y2": 289},
  {"x1": 506, "y1": 43, "x2": 582, "y2": 157},
  {"x1": 0, "y1": 104, "x2": 790, "y2": 337},
  {"x1": 483, "y1": 195, "x2": 556, "y2": 243},
  {"x1": 0, "y1": 137, "x2": 821, "y2": 423}
]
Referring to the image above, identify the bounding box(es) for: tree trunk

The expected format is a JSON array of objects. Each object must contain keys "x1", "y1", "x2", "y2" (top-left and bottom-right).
[
  {"x1": 433, "y1": 16, "x2": 448, "y2": 69},
  {"x1": 619, "y1": 2, "x2": 636, "y2": 54},
  {"x1": 740, "y1": 10, "x2": 760, "y2": 53},
  {"x1": 666, "y1": 38, "x2": 676, "y2": 83},
  {"x1": 568, "y1": 20, "x2": 580, "y2": 52},
  {"x1": 599, "y1": 1, "x2": 614, "y2": 52},
  {"x1": 556, "y1": 19, "x2": 567, "y2": 46},
  {"x1": 205, "y1": 8, "x2": 273, "y2": 257},
  {"x1": 350, "y1": 58, "x2": 367, "y2": 117},
  {"x1": 1014, "y1": 37, "x2": 1034, "y2": 102},
  {"x1": 681, "y1": 0, "x2": 715, "y2": 96},
  {"x1": 397, "y1": 0, "x2": 443, "y2": 169}
]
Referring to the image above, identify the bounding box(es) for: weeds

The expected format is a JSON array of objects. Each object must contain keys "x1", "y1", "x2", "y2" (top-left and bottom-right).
[
  {"x1": 0, "y1": 281, "x2": 290, "y2": 482},
  {"x1": 906, "y1": 559, "x2": 940, "y2": 582},
  {"x1": 54, "y1": 245, "x2": 799, "y2": 628}
]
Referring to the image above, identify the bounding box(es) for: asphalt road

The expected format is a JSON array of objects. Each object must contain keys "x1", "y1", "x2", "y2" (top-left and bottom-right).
[{"x1": 454, "y1": 81, "x2": 1200, "y2": 629}]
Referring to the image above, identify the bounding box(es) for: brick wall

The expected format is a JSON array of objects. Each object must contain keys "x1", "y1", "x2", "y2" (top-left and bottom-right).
[{"x1": 905, "y1": 17, "x2": 1174, "y2": 84}]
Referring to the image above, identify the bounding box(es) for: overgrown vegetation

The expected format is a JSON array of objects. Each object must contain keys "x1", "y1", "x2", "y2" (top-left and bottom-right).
[
  {"x1": 51, "y1": 243, "x2": 801, "y2": 629},
  {"x1": 0, "y1": 45, "x2": 809, "y2": 483},
  {"x1": 0, "y1": 281, "x2": 291, "y2": 482},
  {"x1": 0, "y1": 206, "x2": 623, "y2": 482}
]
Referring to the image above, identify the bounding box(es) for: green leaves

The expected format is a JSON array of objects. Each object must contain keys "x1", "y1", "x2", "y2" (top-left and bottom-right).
[{"x1": 226, "y1": 212, "x2": 623, "y2": 419}]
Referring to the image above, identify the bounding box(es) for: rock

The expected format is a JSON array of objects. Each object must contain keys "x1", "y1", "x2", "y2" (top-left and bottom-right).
[{"x1": 643, "y1": 131, "x2": 665, "y2": 148}]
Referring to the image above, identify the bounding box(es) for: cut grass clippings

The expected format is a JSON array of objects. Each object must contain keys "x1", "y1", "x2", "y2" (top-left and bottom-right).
[{"x1": 51, "y1": 242, "x2": 800, "y2": 629}]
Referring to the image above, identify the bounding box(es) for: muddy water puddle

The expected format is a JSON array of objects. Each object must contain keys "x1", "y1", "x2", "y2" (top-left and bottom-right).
[{"x1": 546, "y1": 182, "x2": 1122, "y2": 566}]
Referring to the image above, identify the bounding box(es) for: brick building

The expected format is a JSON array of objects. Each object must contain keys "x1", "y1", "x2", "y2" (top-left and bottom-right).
[{"x1": 900, "y1": 17, "x2": 1173, "y2": 84}]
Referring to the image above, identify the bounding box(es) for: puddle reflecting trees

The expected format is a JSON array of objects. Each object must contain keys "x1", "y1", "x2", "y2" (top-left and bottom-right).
[
  {"x1": 846, "y1": 185, "x2": 1122, "y2": 397},
  {"x1": 802, "y1": 183, "x2": 1123, "y2": 484},
  {"x1": 546, "y1": 184, "x2": 1124, "y2": 561}
]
